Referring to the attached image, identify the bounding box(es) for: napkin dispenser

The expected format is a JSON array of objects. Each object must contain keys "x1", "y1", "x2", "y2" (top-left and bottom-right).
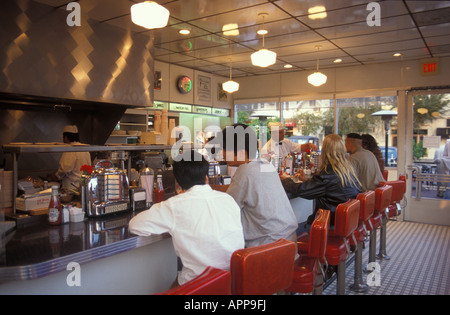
[{"x1": 86, "y1": 162, "x2": 130, "y2": 217}]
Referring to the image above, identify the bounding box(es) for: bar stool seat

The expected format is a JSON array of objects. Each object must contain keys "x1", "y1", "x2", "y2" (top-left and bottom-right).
[
  {"x1": 349, "y1": 190, "x2": 375, "y2": 293},
  {"x1": 370, "y1": 185, "x2": 393, "y2": 262},
  {"x1": 155, "y1": 266, "x2": 231, "y2": 295},
  {"x1": 287, "y1": 209, "x2": 330, "y2": 294},
  {"x1": 379, "y1": 179, "x2": 406, "y2": 218},
  {"x1": 230, "y1": 238, "x2": 296, "y2": 295},
  {"x1": 325, "y1": 199, "x2": 360, "y2": 295}
]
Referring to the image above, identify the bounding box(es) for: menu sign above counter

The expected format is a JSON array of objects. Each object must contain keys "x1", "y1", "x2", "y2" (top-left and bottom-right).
[
  {"x1": 212, "y1": 108, "x2": 229, "y2": 117},
  {"x1": 193, "y1": 106, "x2": 212, "y2": 115},
  {"x1": 169, "y1": 103, "x2": 192, "y2": 112},
  {"x1": 152, "y1": 101, "x2": 229, "y2": 117}
]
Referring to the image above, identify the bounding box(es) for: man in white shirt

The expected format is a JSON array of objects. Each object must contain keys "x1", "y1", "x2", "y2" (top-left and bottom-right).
[
  {"x1": 55, "y1": 125, "x2": 91, "y2": 189},
  {"x1": 261, "y1": 122, "x2": 317, "y2": 157},
  {"x1": 129, "y1": 150, "x2": 244, "y2": 286}
]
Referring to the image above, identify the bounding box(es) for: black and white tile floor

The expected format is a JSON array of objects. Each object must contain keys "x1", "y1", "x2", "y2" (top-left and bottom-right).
[{"x1": 323, "y1": 220, "x2": 450, "y2": 295}]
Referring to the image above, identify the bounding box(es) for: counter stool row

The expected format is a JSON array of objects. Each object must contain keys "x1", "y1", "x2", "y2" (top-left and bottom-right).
[{"x1": 156, "y1": 176, "x2": 406, "y2": 295}]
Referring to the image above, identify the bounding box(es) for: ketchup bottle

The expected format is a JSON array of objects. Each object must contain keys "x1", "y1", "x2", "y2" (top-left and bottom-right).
[
  {"x1": 153, "y1": 175, "x2": 165, "y2": 203},
  {"x1": 48, "y1": 186, "x2": 63, "y2": 225}
]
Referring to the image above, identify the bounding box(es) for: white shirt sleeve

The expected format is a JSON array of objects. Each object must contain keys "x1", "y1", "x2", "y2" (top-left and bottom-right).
[{"x1": 128, "y1": 202, "x2": 175, "y2": 236}]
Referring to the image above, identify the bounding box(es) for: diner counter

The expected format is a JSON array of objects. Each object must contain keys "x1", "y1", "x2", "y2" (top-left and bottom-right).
[
  {"x1": 0, "y1": 210, "x2": 177, "y2": 294},
  {"x1": 0, "y1": 187, "x2": 313, "y2": 294}
]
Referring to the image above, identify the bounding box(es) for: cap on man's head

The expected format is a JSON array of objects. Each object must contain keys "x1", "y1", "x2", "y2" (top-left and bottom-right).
[{"x1": 63, "y1": 125, "x2": 78, "y2": 134}]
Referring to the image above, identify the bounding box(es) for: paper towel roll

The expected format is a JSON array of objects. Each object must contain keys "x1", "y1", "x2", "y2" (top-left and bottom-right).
[
  {"x1": 161, "y1": 109, "x2": 169, "y2": 145},
  {"x1": 154, "y1": 111, "x2": 161, "y2": 133}
]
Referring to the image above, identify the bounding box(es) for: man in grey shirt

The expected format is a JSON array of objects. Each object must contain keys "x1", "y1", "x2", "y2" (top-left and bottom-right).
[
  {"x1": 345, "y1": 133, "x2": 385, "y2": 191},
  {"x1": 220, "y1": 124, "x2": 298, "y2": 248}
]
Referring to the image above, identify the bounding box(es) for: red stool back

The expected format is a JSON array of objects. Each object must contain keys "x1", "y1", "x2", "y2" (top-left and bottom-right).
[
  {"x1": 287, "y1": 209, "x2": 330, "y2": 294},
  {"x1": 325, "y1": 199, "x2": 360, "y2": 295},
  {"x1": 352, "y1": 190, "x2": 375, "y2": 243},
  {"x1": 333, "y1": 199, "x2": 361, "y2": 239},
  {"x1": 374, "y1": 185, "x2": 393, "y2": 215},
  {"x1": 230, "y1": 238, "x2": 296, "y2": 295},
  {"x1": 155, "y1": 267, "x2": 231, "y2": 295},
  {"x1": 326, "y1": 199, "x2": 360, "y2": 265},
  {"x1": 383, "y1": 169, "x2": 389, "y2": 181},
  {"x1": 379, "y1": 180, "x2": 405, "y2": 218},
  {"x1": 379, "y1": 180, "x2": 406, "y2": 204},
  {"x1": 357, "y1": 190, "x2": 375, "y2": 223},
  {"x1": 308, "y1": 209, "x2": 331, "y2": 259}
]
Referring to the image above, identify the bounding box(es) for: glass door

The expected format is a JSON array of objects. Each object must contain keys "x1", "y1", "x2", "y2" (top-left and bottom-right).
[{"x1": 405, "y1": 90, "x2": 450, "y2": 225}]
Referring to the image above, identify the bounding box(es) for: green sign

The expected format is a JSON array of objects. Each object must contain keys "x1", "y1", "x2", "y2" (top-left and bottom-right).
[
  {"x1": 153, "y1": 101, "x2": 168, "y2": 110},
  {"x1": 212, "y1": 108, "x2": 229, "y2": 117},
  {"x1": 169, "y1": 103, "x2": 192, "y2": 112},
  {"x1": 193, "y1": 106, "x2": 212, "y2": 115}
]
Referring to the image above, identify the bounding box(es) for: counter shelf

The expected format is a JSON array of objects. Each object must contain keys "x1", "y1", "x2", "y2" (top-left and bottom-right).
[{"x1": 1, "y1": 144, "x2": 172, "y2": 215}]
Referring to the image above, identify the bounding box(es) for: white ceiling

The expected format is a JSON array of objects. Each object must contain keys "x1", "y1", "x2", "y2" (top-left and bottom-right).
[{"x1": 33, "y1": 0, "x2": 450, "y2": 78}]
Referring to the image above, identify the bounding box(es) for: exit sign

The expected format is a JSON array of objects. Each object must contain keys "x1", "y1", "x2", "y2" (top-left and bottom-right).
[{"x1": 420, "y1": 58, "x2": 439, "y2": 76}]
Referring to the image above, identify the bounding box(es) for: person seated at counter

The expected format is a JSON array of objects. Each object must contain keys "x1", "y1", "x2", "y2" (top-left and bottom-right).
[
  {"x1": 260, "y1": 122, "x2": 317, "y2": 158},
  {"x1": 280, "y1": 134, "x2": 361, "y2": 230},
  {"x1": 361, "y1": 134, "x2": 385, "y2": 174},
  {"x1": 221, "y1": 123, "x2": 298, "y2": 248},
  {"x1": 129, "y1": 150, "x2": 244, "y2": 287},
  {"x1": 345, "y1": 133, "x2": 384, "y2": 191},
  {"x1": 51, "y1": 125, "x2": 91, "y2": 190}
]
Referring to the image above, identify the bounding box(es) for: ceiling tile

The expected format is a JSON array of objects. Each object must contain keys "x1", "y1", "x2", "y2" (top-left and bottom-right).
[{"x1": 24, "y1": 0, "x2": 450, "y2": 78}]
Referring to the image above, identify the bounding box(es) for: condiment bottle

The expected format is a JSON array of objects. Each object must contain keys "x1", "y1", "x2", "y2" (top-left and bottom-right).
[
  {"x1": 153, "y1": 174, "x2": 165, "y2": 203},
  {"x1": 48, "y1": 186, "x2": 63, "y2": 225}
]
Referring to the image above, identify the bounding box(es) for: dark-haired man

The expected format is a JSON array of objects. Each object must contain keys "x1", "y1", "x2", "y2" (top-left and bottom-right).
[
  {"x1": 129, "y1": 150, "x2": 244, "y2": 286},
  {"x1": 345, "y1": 133, "x2": 384, "y2": 191},
  {"x1": 221, "y1": 124, "x2": 298, "y2": 248}
]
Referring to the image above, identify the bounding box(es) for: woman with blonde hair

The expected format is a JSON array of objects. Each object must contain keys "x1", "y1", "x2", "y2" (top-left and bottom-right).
[{"x1": 281, "y1": 134, "x2": 361, "y2": 228}]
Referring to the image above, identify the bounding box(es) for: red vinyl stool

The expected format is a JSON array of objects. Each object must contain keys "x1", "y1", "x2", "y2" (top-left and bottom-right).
[
  {"x1": 382, "y1": 169, "x2": 389, "y2": 181},
  {"x1": 349, "y1": 191, "x2": 375, "y2": 293},
  {"x1": 286, "y1": 209, "x2": 330, "y2": 295},
  {"x1": 370, "y1": 185, "x2": 393, "y2": 262},
  {"x1": 325, "y1": 199, "x2": 360, "y2": 295},
  {"x1": 230, "y1": 238, "x2": 296, "y2": 295},
  {"x1": 379, "y1": 179, "x2": 406, "y2": 218},
  {"x1": 155, "y1": 266, "x2": 231, "y2": 295}
]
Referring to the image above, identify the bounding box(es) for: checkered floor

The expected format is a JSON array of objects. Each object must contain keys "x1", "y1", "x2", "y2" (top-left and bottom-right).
[{"x1": 323, "y1": 220, "x2": 450, "y2": 295}]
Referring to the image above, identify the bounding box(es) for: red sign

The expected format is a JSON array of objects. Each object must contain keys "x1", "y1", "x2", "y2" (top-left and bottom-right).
[{"x1": 420, "y1": 58, "x2": 439, "y2": 75}]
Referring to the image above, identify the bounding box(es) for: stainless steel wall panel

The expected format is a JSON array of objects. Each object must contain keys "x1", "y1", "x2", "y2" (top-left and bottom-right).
[{"x1": 0, "y1": 0, "x2": 155, "y2": 107}]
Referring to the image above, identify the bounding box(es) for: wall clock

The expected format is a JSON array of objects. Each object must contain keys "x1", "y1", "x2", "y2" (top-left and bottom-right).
[{"x1": 177, "y1": 75, "x2": 192, "y2": 94}]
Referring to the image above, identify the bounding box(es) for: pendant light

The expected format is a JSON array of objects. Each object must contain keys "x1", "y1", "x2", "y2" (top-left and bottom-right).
[
  {"x1": 131, "y1": 1, "x2": 170, "y2": 29},
  {"x1": 308, "y1": 45, "x2": 327, "y2": 87},
  {"x1": 223, "y1": 59, "x2": 239, "y2": 93},
  {"x1": 251, "y1": 13, "x2": 277, "y2": 68}
]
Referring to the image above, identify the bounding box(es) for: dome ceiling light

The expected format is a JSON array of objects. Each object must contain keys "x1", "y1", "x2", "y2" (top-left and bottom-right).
[
  {"x1": 251, "y1": 13, "x2": 276, "y2": 68},
  {"x1": 308, "y1": 45, "x2": 327, "y2": 87},
  {"x1": 222, "y1": 58, "x2": 239, "y2": 93},
  {"x1": 131, "y1": 1, "x2": 170, "y2": 29}
]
